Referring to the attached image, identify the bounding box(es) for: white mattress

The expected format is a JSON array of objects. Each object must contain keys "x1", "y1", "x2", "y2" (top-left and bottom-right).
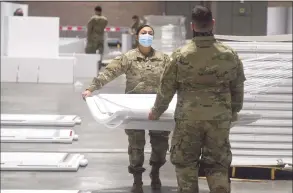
[
  {"x1": 0, "y1": 152, "x2": 88, "y2": 171},
  {"x1": 0, "y1": 114, "x2": 81, "y2": 127},
  {"x1": 1, "y1": 128, "x2": 78, "y2": 143},
  {"x1": 86, "y1": 94, "x2": 262, "y2": 130},
  {"x1": 1, "y1": 191, "x2": 80, "y2": 193}
]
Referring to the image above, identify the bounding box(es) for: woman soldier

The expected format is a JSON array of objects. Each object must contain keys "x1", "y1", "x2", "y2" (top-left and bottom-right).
[{"x1": 82, "y1": 24, "x2": 171, "y2": 193}]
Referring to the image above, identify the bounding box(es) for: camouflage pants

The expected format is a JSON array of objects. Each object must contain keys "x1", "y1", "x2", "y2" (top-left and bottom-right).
[
  {"x1": 125, "y1": 129, "x2": 170, "y2": 174},
  {"x1": 85, "y1": 41, "x2": 104, "y2": 70},
  {"x1": 85, "y1": 41, "x2": 104, "y2": 55},
  {"x1": 170, "y1": 120, "x2": 232, "y2": 193}
]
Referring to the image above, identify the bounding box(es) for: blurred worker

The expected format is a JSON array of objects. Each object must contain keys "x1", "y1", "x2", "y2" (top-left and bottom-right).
[
  {"x1": 85, "y1": 6, "x2": 108, "y2": 71},
  {"x1": 13, "y1": 8, "x2": 24, "y2": 16},
  {"x1": 149, "y1": 5, "x2": 246, "y2": 193},
  {"x1": 82, "y1": 25, "x2": 171, "y2": 193},
  {"x1": 130, "y1": 15, "x2": 143, "y2": 48}
]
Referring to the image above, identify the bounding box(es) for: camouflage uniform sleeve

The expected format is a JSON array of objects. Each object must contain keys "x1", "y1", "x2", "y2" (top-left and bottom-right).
[
  {"x1": 103, "y1": 17, "x2": 108, "y2": 28},
  {"x1": 130, "y1": 23, "x2": 136, "y2": 34},
  {"x1": 87, "y1": 55, "x2": 129, "y2": 92},
  {"x1": 151, "y1": 52, "x2": 178, "y2": 118},
  {"x1": 162, "y1": 54, "x2": 171, "y2": 68},
  {"x1": 87, "y1": 18, "x2": 94, "y2": 38},
  {"x1": 230, "y1": 52, "x2": 246, "y2": 113}
]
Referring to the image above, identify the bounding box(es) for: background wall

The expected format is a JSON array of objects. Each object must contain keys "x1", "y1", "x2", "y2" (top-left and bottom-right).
[
  {"x1": 22, "y1": 1, "x2": 164, "y2": 27},
  {"x1": 15, "y1": 1, "x2": 293, "y2": 38},
  {"x1": 211, "y1": 1, "x2": 268, "y2": 36}
]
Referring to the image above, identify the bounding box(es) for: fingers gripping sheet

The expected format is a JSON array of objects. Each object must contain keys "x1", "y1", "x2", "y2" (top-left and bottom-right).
[{"x1": 86, "y1": 94, "x2": 262, "y2": 131}]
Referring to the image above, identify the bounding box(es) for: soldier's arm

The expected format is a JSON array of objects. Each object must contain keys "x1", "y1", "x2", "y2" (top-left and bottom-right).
[
  {"x1": 230, "y1": 53, "x2": 246, "y2": 113},
  {"x1": 87, "y1": 18, "x2": 94, "y2": 38},
  {"x1": 130, "y1": 23, "x2": 137, "y2": 34},
  {"x1": 151, "y1": 53, "x2": 178, "y2": 118},
  {"x1": 104, "y1": 17, "x2": 108, "y2": 29},
  {"x1": 87, "y1": 55, "x2": 129, "y2": 92}
]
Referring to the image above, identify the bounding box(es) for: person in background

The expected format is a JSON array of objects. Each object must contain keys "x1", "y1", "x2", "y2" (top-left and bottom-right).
[
  {"x1": 130, "y1": 15, "x2": 143, "y2": 48},
  {"x1": 82, "y1": 25, "x2": 171, "y2": 193},
  {"x1": 13, "y1": 8, "x2": 24, "y2": 16},
  {"x1": 85, "y1": 6, "x2": 108, "y2": 71},
  {"x1": 149, "y1": 5, "x2": 246, "y2": 193}
]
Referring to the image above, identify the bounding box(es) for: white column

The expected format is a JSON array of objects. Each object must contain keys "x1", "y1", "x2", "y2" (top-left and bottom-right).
[{"x1": 267, "y1": 7, "x2": 287, "y2": 35}]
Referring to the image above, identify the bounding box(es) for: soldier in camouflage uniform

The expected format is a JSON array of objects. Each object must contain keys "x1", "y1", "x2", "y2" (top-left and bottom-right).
[
  {"x1": 149, "y1": 5, "x2": 246, "y2": 193},
  {"x1": 130, "y1": 15, "x2": 143, "y2": 49},
  {"x1": 82, "y1": 25, "x2": 171, "y2": 193},
  {"x1": 85, "y1": 6, "x2": 108, "y2": 70}
]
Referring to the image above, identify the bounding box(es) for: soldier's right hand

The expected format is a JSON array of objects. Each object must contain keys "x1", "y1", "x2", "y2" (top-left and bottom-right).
[
  {"x1": 82, "y1": 90, "x2": 92, "y2": 100},
  {"x1": 231, "y1": 112, "x2": 238, "y2": 122}
]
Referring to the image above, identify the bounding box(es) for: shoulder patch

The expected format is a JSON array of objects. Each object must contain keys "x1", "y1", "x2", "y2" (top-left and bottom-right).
[{"x1": 114, "y1": 55, "x2": 122, "y2": 60}]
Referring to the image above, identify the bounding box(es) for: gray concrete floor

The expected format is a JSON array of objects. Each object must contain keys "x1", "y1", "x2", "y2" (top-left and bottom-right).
[{"x1": 1, "y1": 72, "x2": 292, "y2": 192}]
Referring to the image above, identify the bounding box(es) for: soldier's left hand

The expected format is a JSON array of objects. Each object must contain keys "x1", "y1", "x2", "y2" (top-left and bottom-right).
[{"x1": 148, "y1": 111, "x2": 158, "y2": 120}]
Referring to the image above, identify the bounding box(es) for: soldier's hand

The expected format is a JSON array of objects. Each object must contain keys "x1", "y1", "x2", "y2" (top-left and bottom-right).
[
  {"x1": 231, "y1": 112, "x2": 238, "y2": 122},
  {"x1": 82, "y1": 90, "x2": 92, "y2": 100},
  {"x1": 148, "y1": 111, "x2": 158, "y2": 120}
]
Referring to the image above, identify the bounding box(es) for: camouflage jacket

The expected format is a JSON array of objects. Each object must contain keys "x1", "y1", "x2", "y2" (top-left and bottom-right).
[
  {"x1": 87, "y1": 15, "x2": 108, "y2": 42},
  {"x1": 152, "y1": 36, "x2": 246, "y2": 120},
  {"x1": 131, "y1": 21, "x2": 142, "y2": 34},
  {"x1": 87, "y1": 48, "x2": 170, "y2": 94}
]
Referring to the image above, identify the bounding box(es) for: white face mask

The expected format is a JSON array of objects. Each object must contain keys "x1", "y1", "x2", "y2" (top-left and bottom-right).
[{"x1": 138, "y1": 34, "x2": 153, "y2": 47}]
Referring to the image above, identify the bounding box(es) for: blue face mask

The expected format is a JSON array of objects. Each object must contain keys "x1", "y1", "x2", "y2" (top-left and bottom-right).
[{"x1": 138, "y1": 34, "x2": 153, "y2": 47}]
